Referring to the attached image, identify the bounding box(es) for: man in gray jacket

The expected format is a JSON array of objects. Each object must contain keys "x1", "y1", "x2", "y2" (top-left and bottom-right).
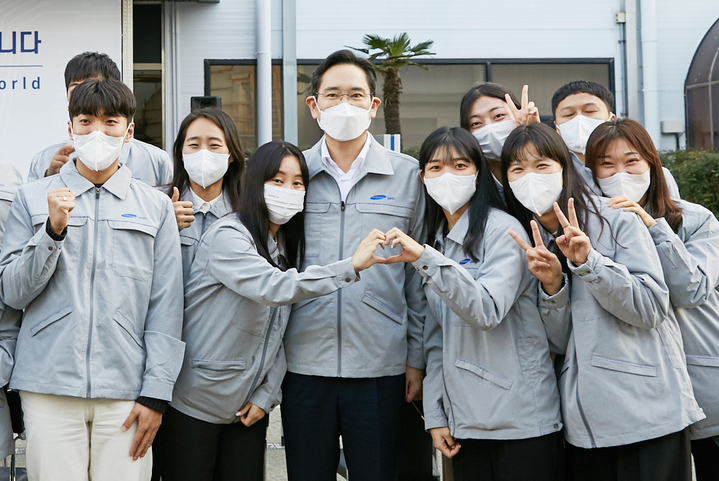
[{"x1": 281, "y1": 50, "x2": 426, "y2": 481}]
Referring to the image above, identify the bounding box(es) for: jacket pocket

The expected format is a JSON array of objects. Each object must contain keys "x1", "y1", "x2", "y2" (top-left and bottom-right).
[
  {"x1": 355, "y1": 202, "x2": 413, "y2": 235},
  {"x1": 304, "y1": 202, "x2": 331, "y2": 258},
  {"x1": 192, "y1": 359, "x2": 247, "y2": 375},
  {"x1": 30, "y1": 305, "x2": 72, "y2": 336},
  {"x1": 362, "y1": 292, "x2": 404, "y2": 324},
  {"x1": 685, "y1": 355, "x2": 719, "y2": 367},
  {"x1": 590, "y1": 355, "x2": 657, "y2": 377},
  {"x1": 455, "y1": 358, "x2": 513, "y2": 390},
  {"x1": 109, "y1": 220, "x2": 157, "y2": 281},
  {"x1": 113, "y1": 311, "x2": 144, "y2": 348}
]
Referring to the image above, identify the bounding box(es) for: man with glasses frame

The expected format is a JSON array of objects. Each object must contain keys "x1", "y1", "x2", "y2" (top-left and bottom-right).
[{"x1": 281, "y1": 49, "x2": 427, "y2": 481}]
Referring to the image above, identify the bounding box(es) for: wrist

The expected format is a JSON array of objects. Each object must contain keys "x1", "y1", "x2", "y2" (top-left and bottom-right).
[{"x1": 542, "y1": 278, "x2": 562, "y2": 296}]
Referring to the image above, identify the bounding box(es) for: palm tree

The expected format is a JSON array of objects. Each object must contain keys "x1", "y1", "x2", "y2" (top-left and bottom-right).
[{"x1": 350, "y1": 33, "x2": 434, "y2": 138}]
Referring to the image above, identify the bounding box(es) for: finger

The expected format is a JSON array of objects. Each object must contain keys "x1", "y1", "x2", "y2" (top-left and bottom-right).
[
  {"x1": 568, "y1": 198, "x2": 579, "y2": 228},
  {"x1": 138, "y1": 429, "x2": 156, "y2": 458},
  {"x1": 505, "y1": 93, "x2": 519, "y2": 116},
  {"x1": 384, "y1": 253, "x2": 407, "y2": 264},
  {"x1": 508, "y1": 230, "x2": 531, "y2": 252},
  {"x1": 178, "y1": 201, "x2": 194, "y2": 208},
  {"x1": 530, "y1": 220, "x2": 545, "y2": 248},
  {"x1": 122, "y1": 410, "x2": 139, "y2": 432},
  {"x1": 521, "y1": 84, "x2": 528, "y2": 110},
  {"x1": 553, "y1": 202, "x2": 570, "y2": 230},
  {"x1": 59, "y1": 144, "x2": 75, "y2": 156},
  {"x1": 129, "y1": 425, "x2": 145, "y2": 458},
  {"x1": 171, "y1": 187, "x2": 180, "y2": 203}
]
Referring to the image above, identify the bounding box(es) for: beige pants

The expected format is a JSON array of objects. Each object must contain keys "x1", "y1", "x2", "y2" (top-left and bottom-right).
[{"x1": 20, "y1": 392, "x2": 152, "y2": 481}]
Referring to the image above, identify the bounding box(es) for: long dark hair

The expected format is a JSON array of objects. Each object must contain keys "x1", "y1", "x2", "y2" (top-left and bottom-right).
[
  {"x1": 419, "y1": 127, "x2": 505, "y2": 261},
  {"x1": 165, "y1": 108, "x2": 244, "y2": 214},
  {"x1": 585, "y1": 119, "x2": 683, "y2": 232},
  {"x1": 239, "y1": 141, "x2": 309, "y2": 270},
  {"x1": 459, "y1": 82, "x2": 520, "y2": 131},
  {"x1": 500, "y1": 123, "x2": 604, "y2": 252}
]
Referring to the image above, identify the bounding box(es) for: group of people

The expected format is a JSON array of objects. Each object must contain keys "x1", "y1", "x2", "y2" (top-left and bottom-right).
[{"x1": 0, "y1": 47, "x2": 716, "y2": 481}]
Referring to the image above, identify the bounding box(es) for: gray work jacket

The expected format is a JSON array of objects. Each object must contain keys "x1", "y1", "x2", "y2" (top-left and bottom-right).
[
  {"x1": 171, "y1": 216, "x2": 359, "y2": 424},
  {"x1": 539, "y1": 196, "x2": 703, "y2": 448},
  {"x1": 648, "y1": 200, "x2": 719, "y2": 440},
  {"x1": 0, "y1": 160, "x2": 185, "y2": 401},
  {"x1": 27, "y1": 138, "x2": 173, "y2": 187},
  {"x1": 0, "y1": 298, "x2": 19, "y2": 458},
  {"x1": 0, "y1": 162, "x2": 22, "y2": 246},
  {"x1": 419, "y1": 209, "x2": 562, "y2": 440},
  {"x1": 284, "y1": 138, "x2": 427, "y2": 378},
  {"x1": 177, "y1": 188, "x2": 233, "y2": 285}
]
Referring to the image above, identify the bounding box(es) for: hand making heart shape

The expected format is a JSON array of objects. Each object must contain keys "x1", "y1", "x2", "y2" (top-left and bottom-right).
[{"x1": 351, "y1": 227, "x2": 425, "y2": 271}]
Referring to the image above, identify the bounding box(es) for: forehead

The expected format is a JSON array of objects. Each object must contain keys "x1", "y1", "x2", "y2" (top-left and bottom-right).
[
  {"x1": 556, "y1": 92, "x2": 607, "y2": 111},
  {"x1": 278, "y1": 155, "x2": 302, "y2": 174},
  {"x1": 470, "y1": 95, "x2": 507, "y2": 116},
  {"x1": 428, "y1": 145, "x2": 470, "y2": 164},
  {"x1": 319, "y1": 63, "x2": 370, "y2": 91},
  {"x1": 186, "y1": 118, "x2": 225, "y2": 139},
  {"x1": 604, "y1": 138, "x2": 638, "y2": 156}
]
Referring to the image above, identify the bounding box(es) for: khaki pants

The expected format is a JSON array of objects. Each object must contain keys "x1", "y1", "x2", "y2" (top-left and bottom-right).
[{"x1": 20, "y1": 392, "x2": 152, "y2": 481}]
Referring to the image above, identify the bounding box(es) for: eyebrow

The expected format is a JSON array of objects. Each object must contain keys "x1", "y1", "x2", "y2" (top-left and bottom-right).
[
  {"x1": 186, "y1": 136, "x2": 224, "y2": 142},
  {"x1": 321, "y1": 86, "x2": 366, "y2": 92},
  {"x1": 601, "y1": 150, "x2": 639, "y2": 158},
  {"x1": 427, "y1": 157, "x2": 469, "y2": 163}
]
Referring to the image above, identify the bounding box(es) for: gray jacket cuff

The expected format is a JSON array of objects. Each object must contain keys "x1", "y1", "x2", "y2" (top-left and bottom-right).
[
  {"x1": 648, "y1": 217, "x2": 675, "y2": 245},
  {"x1": 335, "y1": 257, "x2": 360, "y2": 287},
  {"x1": 412, "y1": 245, "x2": 450, "y2": 278},
  {"x1": 423, "y1": 407, "x2": 449, "y2": 431},
  {"x1": 568, "y1": 249, "x2": 602, "y2": 282},
  {"x1": 539, "y1": 273, "x2": 569, "y2": 308}
]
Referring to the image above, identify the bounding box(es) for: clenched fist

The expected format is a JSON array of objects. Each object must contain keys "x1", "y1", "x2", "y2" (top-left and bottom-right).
[{"x1": 47, "y1": 188, "x2": 76, "y2": 235}]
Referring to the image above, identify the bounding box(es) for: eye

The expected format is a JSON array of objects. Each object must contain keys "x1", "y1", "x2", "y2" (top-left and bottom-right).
[
  {"x1": 293, "y1": 181, "x2": 304, "y2": 186},
  {"x1": 350, "y1": 93, "x2": 364, "y2": 100},
  {"x1": 493, "y1": 113, "x2": 506, "y2": 120},
  {"x1": 470, "y1": 121, "x2": 481, "y2": 128},
  {"x1": 324, "y1": 93, "x2": 339, "y2": 100}
]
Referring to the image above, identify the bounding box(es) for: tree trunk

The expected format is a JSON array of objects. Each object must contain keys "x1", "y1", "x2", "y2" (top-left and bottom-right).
[{"x1": 382, "y1": 68, "x2": 403, "y2": 138}]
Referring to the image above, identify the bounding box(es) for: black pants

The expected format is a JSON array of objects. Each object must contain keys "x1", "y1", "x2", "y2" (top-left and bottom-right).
[
  {"x1": 691, "y1": 436, "x2": 719, "y2": 481},
  {"x1": 451, "y1": 431, "x2": 564, "y2": 481},
  {"x1": 155, "y1": 405, "x2": 269, "y2": 481},
  {"x1": 398, "y1": 401, "x2": 436, "y2": 481},
  {"x1": 281, "y1": 372, "x2": 405, "y2": 481},
  {"x1": 566, "y1": 428, "x2": 692, "y2": 481}
]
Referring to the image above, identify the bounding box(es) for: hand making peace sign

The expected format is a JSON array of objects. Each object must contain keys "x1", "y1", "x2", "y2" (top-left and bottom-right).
[
  {"x1": 508, "y1": 219, "x2": 564, "y2": 295},
  {"x1": 505, "y1": 84, "x2": 541, "y2": 125},
  {"x1": 553, "y1": 198, "x2": 592, "y2": 266}
]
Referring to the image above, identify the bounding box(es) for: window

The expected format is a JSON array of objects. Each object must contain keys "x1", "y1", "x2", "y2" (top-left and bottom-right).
[
  {"x1": 206, "y1": 61, "x2": 283, "y2": 152},
  {"x1": 685, "y1": 18, "x2": 719, "y2": 150},
  {"x1": 133, "y1": 2, "x2": 163, "y2": 148}
]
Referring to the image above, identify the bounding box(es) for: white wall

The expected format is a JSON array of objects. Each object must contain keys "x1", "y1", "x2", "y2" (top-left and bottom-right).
[{"x1": 0, "y1": 0, "x2": 121, "y2": 179}]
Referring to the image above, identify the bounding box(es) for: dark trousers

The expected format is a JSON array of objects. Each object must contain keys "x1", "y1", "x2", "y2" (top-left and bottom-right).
[
  {"x1": 155, "y1": 405, "x2": 269, "y2": 481},
  {"x1": 691, "y1": 436, "x2": 719, "y2": 481},
  {"x1": 566, "y1": 428, "x2": 692, "y2": 481},
  {"x1": 452, "y1": 431, "x2": 565, "y2": 481},
  {"x1": 281, "y1": 372, "x2": 405, "y2": 481},
  {"x1": 398, "y1": 401, "x2": 436, "y2": 481}
]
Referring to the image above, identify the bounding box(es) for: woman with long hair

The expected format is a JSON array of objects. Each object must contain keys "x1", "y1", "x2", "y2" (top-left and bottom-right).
[
  {"x1": 383, "y1": 127, "x2": 564, "y2": 480},
  {"x1": 157, "y1": 141, "x2": 388, "y2": 481},
  {"x1": 501, "y1": 122, "x2": 703, "y2": 481},
  {"x1": 585, "y1": 118, "x2": 719, "y2": 480}
]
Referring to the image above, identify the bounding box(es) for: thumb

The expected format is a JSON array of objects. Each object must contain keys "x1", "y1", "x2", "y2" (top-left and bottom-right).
[
  {"x1": 171, "y1": 186, "x2": 180, "y2": 203},
  {"x1": 121, "y1": 410, "x2": 139, "y2": 432},
  {"x1": 60, "y1": 144, "x2": 75, "y2": 155}
]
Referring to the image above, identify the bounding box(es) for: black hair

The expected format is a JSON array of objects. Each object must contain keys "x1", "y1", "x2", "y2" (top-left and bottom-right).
[
  {"x1": 69, "y1": 77, "x2": 135, "y2": 121},
  {"x1": 64, "y1": 52, "x2": 121, "y2": 90},
  {"x1": 500, "y1": 123, "x2": 606, "y2": 270},
  {"x1": 459, "y1": 82, "x2": 520, "y2": 131},
  {"x1": 551, "y1": 80, "x2": 614, "y2": 120},
  {"x1": 166, "y1": 108, "x2": 244, "y2": 214},
  {"x1": 309, "y1": 49, "x2": 377, "y2": 96},
  {"x1": 419, "y1": 127, "x2": 505, "y2": 261},
  {"x1": 239, "y1": 141, "x2": 309, "y2": 270}
]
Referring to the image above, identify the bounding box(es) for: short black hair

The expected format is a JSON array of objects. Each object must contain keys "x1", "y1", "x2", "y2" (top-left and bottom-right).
[
  {"x1": 64, "y1": 52, "x2": 121, "y2": 90},
  {"x1": 309, "y1": 49, "x2": 377, "y2": 96},
  {"x1": 69, "y1": 78, "x2": 136, "y2": 121},
  {"x1": 551, "y1": 80, "x2": 614, "y2": 119}
]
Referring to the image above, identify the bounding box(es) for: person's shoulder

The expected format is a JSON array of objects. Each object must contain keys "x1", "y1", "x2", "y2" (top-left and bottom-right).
[
  {"x1": 485, "y1": 208, "x2": 526, "y2": 241},
  {"x1": 130, "y1": 176, "x2": 171, "y2": 205},
  {"x1": 128, "y1": 139, "x2": 171, "y2": 161},
  {"x1": 674, "y1": 199, "x2": 717, "y2": 229},
  {"x1": 385, "y1": 148, "x2": 420, "y2": 170},
  {"x1": 205, "y1": 215, "x2": 252, "y2": 243},
  {"x1": 0, "y1": 162, "x2": 22, "y2": 189}
]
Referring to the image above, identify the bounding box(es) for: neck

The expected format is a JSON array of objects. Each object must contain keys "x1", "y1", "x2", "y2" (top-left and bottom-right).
[
  {"x1": 487, "y1": 160, "x2": 503, "y2": 182},
  {"x1": 76, "y1": 159, "x2": 119, "y2": 184},
  {"x1": 269, "y1": 222, "x2": 279, "y2": 240},
  {"x1": 444, "y1": 203, "x2": 470, "y2": 232},
  {"x1": 537, "y1": 210, "x2": 560, "y2": 234},
  {"x1": 325, "y1": 132, "x2": 368, "y2": 173},
  {"x1": 189, "y1": 178, "x2": 223, "y2": 202},
  {"x1": 574, "y1": 152, "x2": 585, "y2": 164}
]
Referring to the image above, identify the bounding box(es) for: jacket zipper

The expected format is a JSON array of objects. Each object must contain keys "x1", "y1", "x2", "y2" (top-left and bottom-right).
[
  {"x1": 201, "y1": 212, "x2": 207, "y2": 235},
  {"x1": 86, "y1": 186, "x2": 101, "y2": 397},
  {"x1": 246, "y1": 308, "x2": 277, "y2": 402},
  {"x1": 337, "y1": 200, "x2": 345, "y2": 377}
]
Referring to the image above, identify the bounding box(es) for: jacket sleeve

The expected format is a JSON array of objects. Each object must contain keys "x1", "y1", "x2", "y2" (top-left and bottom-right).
[
  {"x1": 538, "y1": 273, "x2": 571, "y2": 354},
  {"x1": 568, "y1": 212, "x2": 670, "y2": 329},
  {"x1": 0, "y1": 189, "x2": 63, "y2": 310},
  {"x1": 404, "y1": 183, "x2": 427, "y2": 369},
  {"x1": 207, "y1": 225, "x2": 358, "y2": 307},
  {"x1": 662, "y1": 167, "x2": 680, "y2": 199},
  {"x1": 248, "y1": 343, "x2": 286, "y2": 413},
  {"x1": 139, "y1": 198, "x2": 186, "y2": 400},
  {"x1": 27, "y1": 149, "x2": 49, "y2": 182},
  {"x1": 158, "y1": 149, "x2": 174, "y2": 185},
  {"x1": 648, "y1": 212, "x2": 719, "y2": 309},
  {"x1": 411, "y1": 221, "x2": 528, "y2": 331},
  {"x1": 0, "y1": 298, "x2": 21, "y2": 387},
  {"x1": 422, "y1": 305, "x2": 447, "y2": 430}
]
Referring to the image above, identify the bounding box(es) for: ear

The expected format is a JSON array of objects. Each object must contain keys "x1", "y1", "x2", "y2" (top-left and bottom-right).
[
  {"x1": 124, "y1": 122, "x2": 135, "y2": 143},
  {"x1": 608, "y1": 112, "x2": 616, "y2": 121},
  {"x1": 306, "y1": 96, "x2": 320, "y2": 120},
  {"x1": 418, "y1": 169, "x2": 426, "y2": 185},
  {"x1": 368, "y1": 96, "x2": 382, "y2": 120}
]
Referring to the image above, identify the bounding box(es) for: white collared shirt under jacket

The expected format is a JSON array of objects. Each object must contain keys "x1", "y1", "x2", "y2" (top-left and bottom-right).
[
  {"x1": 0, "y1": 160, "x2": 185, "y2": 402},
  {"x1": 417, "y1": 208, "x2": 562, "y2": 441},
  {"x1": 171, "y1": 216, "x2": 359, "y2": 424},
  {"x1": 647, "y1": 199, "x2": 719, "y2": 440},
  {"x1": 538, "y1": 195, "x2": 704, "y2": 449}
]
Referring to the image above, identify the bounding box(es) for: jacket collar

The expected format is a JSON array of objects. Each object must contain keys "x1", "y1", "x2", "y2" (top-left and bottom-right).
[
  {"x1": 181, "y1": 187, "x2": 234, "y2": 218},
  {"x1": 446, "y1": 209, "x2": 471, "y2": 246},
  {"x1": 59, "y1": 160, "x2": 132, "y2": 199},
  {"x1": 306, "y1": 134, "x2": 394, "y2": 180}
]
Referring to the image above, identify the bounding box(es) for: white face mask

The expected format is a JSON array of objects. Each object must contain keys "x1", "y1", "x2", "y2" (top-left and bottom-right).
[
  {"x1": 72, "y1": 127, "x2": 128, "y2": 172},
  {"x1": 509, "y1": 170, "x2": 563, "y2": 216},
  {"x1": 315, "y1": 100, "x2": 372, "y2": 142},
  {"x1": 424, "y1": 173, "x2": 477, "y2": 215},
  {"x1": 183, "y1": 149, "x2": 230, "y2": 189},
  {"x1": 264, "y1": 184, "x2": 305, "y2": 225},
  {"x1": 596, "y1": 169, "x2": 651, "y2": 203},
  {"x1": 557, "y1": 115, "x2": 606, "y2": 155},
  {"x1": 472, "y1": 120, "x2": 517, "y2": 160}
]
